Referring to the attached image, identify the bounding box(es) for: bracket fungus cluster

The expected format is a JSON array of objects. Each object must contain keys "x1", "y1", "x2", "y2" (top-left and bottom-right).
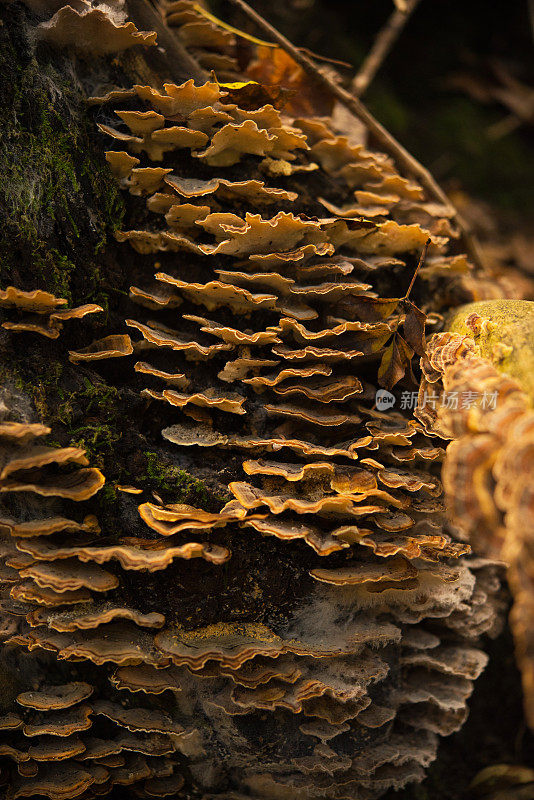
[
  {"x1": 0, "y1": 1, "x2": 518, "y2": 798},
  {"x1": 416, "y1": 300, "x2": 534, "y2": 729},
  {"x1": 0, "y1": 289, "x2": 102, "y2": 341}
]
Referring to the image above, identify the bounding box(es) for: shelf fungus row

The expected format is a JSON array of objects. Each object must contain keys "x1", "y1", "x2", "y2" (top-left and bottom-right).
[
  {"x1": 0, "y1": 398, "x2": 235, "y2": 798},
  {"x1": 0, "y1": 289, "x2": 102, "y2": 341},
  {"x1": 68, "y1": 23, "x2": 506, "y2": 796}
]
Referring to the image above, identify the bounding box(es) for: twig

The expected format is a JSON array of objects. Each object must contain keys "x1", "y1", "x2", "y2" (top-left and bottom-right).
[
  {"x1": 298, "y1": 48, "x2": 353, "y2": 69},
  {"x1": 194, "y1": 2, "x2": 352, "y2": 67},
  {"x1": 404, "y1": 238, "x2": 430, "y2": 299},
  {"x1": 225, "y1": 0, "x2": 485, "y2": 271},
  {"x1": 352, "y1": 0, "x2": 421, "y2": 97}
]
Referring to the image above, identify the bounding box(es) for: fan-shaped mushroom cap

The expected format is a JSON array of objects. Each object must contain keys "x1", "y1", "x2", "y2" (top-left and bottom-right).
[
  {"x1": 242, "y1": 517, "x2": 348, "y2": 557},
  {"x1": 144, "y1": 386, "x2": 246, "y2": 415},
  {"x1": 68, "y1": 334, "x2": 133, "y2": 362},
  {"x1": 243, "y1": 365, "x2": 331, "y2": 390},
  {"x1": 155, "y1": 273, "x2": 277, "y2": 313},
  {"x1": 105, "y1": 151, "x2": 140, "y2": 178},
  {"x1": 165, "y1": 203, "x2": 210, "y2": 229},
  {"x1": 154, "y1": 622, "x2": 285, "y2": 670},
  {"x1": 49, "y1": 304, "x2": 102, "y2": 324},
  {"x1": 165, "y1": 174, "x2": 297, "y2": 204},
  {"x1": 134, "y1": 362, "x2": 189, "y2": 387},
  {"x1": 263, "y1": 402, "x2": 361, "y2": 426},
  {"x1": 126, "y1": 319, "x2": 232, "y2": 359},
  {"x1": 138, "y1": 500, "x2": 244, "y2": 535},
  {"x1": 18, "y1": 534, "x2": 230, "y2": 570},
  {"x1": 116, "y1": 110, "x2": 165, "y2": 135},
  {"x1": 0, "y1": 422, "x2": 51, "y2": 445},
  {"x1": 126, "y1": 168, "x2": 173, "y2": 196},
  {"x1": 218, "y1": 357, "x2": 280, "y2": 383},
  {"x1": 4, "y1": 323, "x2": 56, "y2": 346},
  {"x1": 92, "y1": 700, "x2": 187, "y2": 735},
  {"x1": 184, "y1": 315, "x2": 281, "y2": 345},
  {"x1": 129, "y1": 285, "x2": 183, "y2": 309},
  {"x1": 0, "y1": 288, "x2": 67, "y2": 312},
  {"x1": 11, "y1": 582, "x2": 92, "y2": 607},
  {"x1": 26, "y1": 736, "x2": 86, "y2": 763},
  {"x1": 25, "y1": 604, "x2": 165, "y2": 631},
  {"x1": 0, "y1": 288, "x2": 102, "y2": 339},
  {"x1": 357, "y1": 221, "x2": 446, "y2": 256},
  {"x1": 11, "y1": 623, "x2": 166, "y2": 666},
  {"x1": 271, "y1": 345, "x2": 366, "y2": 362},
  {"x1": 22, "y1": 704, "x2": 93, "y2": 737},
  {"x1": 0, "y1": 446, "x2": 88, "y2": 479},
  {"x1": 369, "y1": 175, "x2": 426, "y2": 199},
  {"x1": 88, "y1": 87, "x2": 137, "y2": 105},
  {"x1": 177, "y1": 18, "x2": 234, "y2": 50},
  {"x1": 17, "y1": 683, "x2": 93, "y2": 710},
  {"x1": 37, "y1": 4, "x2": 157, "y2": 55},
  {"x1": 206, "y1": 212, "x2": 325, "y2": 257},
  {"x1": 151, "y1": 126, "x2": 208, "y2": 150},
  {"x1": 1, "y1": 515, "x2": 99, "y2": 538},
  {"x1": 144, "y1": 773, "x2": 185, "y2": 797},
  {"x1": 0, "y1": 713, "x2": 23, "y2": 731},
  {"x1": 1, "y1": 468, "x2": 105, "y2": 500},
  {"x1": 19, "y1": 559, "x2": 119, "y2": 592},
  {"x1": 195, "y1": 120, "x2": 276, "y2": 167},
  {"x1": 9, "y1": 763, "x2": 97, "y2": 800},
  {"x1": 136, "y1": 80, "x2": 224, "y2": 116},
  {"x1": 111, "y1": 664, "x2": 186, "y2": 694},
  {"x1": 162, "y1": 422, "x2": 369, "y2": 459}
]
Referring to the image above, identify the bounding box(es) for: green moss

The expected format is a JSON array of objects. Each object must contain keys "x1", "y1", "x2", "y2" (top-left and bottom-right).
[
  {"x1": 8, "y1": 357, "x2": 124, "y2": 468},
  {"x1": 98, "y1": 484, "x2": 118, "y2": 506},
  {"x1": 143, "y1": 450, "x2": 212, "y2": 506},
  {"x1": 0, "y1": 6, "x2": 125, "y2": 304},
  {"x1": 446, "y1": 299, "x2": 534, "y2": 403},
  {"x1": 52, "y1": 379, "x2": 123, "y2": 466}
]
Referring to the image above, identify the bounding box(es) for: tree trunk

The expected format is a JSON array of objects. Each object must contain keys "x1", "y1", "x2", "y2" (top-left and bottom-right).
[{"x1": 0, "y1": 3, "x2": 517, "y2": 799}]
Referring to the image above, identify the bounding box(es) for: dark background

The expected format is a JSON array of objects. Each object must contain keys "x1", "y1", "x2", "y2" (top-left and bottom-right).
[{"x1": 217, "y1": 0, "x2": 534, "y2": 214}]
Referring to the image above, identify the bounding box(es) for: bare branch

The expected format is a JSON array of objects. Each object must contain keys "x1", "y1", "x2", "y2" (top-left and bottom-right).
[
  {"x1": 225, "y1": 0, "x2": 486, "y2": 271},
  {"x1": 352, "y1": 0, "x2": 422, "y2": 97}
]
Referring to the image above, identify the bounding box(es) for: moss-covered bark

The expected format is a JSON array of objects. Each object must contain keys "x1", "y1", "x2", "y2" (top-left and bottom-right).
[
  {"x1": 0, "y1": 2, "x2": 125, "y2": 306},
  {"x1": 0, "y1": 1, "x2": 219, "y2": 530}
]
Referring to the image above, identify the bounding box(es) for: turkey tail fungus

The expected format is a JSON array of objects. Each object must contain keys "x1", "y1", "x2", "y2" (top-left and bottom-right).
[
  {"x1": 417, "y1": 300, "x2": 534, "y2": 731},
  {"x1": 0, "y1": 0, "x2": 530, "y2": 798}
]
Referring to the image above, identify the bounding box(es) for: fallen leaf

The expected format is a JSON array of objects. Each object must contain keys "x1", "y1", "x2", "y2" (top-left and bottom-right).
[
  {"x1": 378, "y1": 337, "x2": 405, "y2": 388},
  {"x1": 402, "y1": 299, "x2": 426, "y2": 355},
  {"x1": 218, "y1": 79, "x2": 294, "y2": 110},
  {"x1": 246, "y1": 45, "x2": 335, "y2": 116},
  {"x1": 336, "y1": 295, "x2": 401, "y2": 322}
]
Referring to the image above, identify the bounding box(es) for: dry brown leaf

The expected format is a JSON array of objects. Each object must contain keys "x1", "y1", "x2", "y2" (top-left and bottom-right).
[{"x1": 246, "y1": 46, "x2": 335, "y2": 116}]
